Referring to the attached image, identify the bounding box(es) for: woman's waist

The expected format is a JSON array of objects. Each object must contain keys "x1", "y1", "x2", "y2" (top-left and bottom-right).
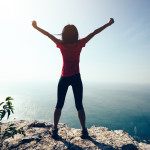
[{"x1": 61, "y1": 72, "x2": 80, "y2": 78}]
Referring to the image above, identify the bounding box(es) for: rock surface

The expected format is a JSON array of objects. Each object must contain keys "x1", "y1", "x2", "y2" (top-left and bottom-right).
[{"x1": 0, "y1": 120, "x2": 150, "y2": 150}]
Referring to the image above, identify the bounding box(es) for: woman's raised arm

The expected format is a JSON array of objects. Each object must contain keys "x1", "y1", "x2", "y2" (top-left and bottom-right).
[
  {"x1": 32, "y1": 20, "x2": 58, "y2": 44},
  {"x1": 84, "y1": 18, "x2": 114, "y2": 43}
]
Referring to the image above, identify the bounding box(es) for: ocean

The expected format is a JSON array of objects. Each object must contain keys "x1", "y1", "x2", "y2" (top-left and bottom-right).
[{"x1": 1, "y1": 81, "x2": 150, "y2": 143}]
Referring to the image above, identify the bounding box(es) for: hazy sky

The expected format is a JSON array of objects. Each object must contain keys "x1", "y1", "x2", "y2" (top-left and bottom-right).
[{"x1": 0, "y1": 0, "x2": 150, "y2": 84}]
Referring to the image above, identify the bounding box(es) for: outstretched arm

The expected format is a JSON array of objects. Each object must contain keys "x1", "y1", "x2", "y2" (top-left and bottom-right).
[
  {"x1": 84, "y1": 18, "x2": 114, "y2": 43},
  {"x1": 32, "y1": 20, "x2": 58, "y2": 44}
]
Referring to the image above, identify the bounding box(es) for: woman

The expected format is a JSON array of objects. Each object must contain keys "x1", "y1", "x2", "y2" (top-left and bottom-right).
[{"x1": 32, "y1": 18, "x2": 114, "y2": 139}]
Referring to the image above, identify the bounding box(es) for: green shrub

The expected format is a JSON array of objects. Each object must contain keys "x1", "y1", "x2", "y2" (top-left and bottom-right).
[{"x1": 0, "y1": 97, "x2": 25, "y2": 147}]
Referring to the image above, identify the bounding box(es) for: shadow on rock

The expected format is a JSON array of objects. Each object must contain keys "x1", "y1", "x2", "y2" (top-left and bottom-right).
[
  {"x1": 122, "y1": 144, "x2": 138, "y2": 150},
  {"x1": 87, "y1": 136, "x2": 117, "y2": 150},
  {"x1": 54, "y1": 135, "x2": 83, "y2": 150}
]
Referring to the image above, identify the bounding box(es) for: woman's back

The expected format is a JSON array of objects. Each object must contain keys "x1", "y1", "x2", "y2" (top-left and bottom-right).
[{"x1": 56, "y1": 39, "x2": 86, "y2": 77}]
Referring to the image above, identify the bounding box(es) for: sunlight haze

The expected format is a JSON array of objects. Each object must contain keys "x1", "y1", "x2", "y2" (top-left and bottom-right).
[{"x1": 0, "y1": 0, "x2": 150, "y2": 84}]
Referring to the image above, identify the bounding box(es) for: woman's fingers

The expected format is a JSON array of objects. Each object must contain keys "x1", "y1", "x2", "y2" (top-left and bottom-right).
[
  {"x1": 111, "y1": 18, "x2": 114, "y2": 23},
  {"x1": 32, "y1": 20, "x2": 37, "y2": 27},
  {"x1": 108, "y1": 18, "x2": 114, "y2": 25}
]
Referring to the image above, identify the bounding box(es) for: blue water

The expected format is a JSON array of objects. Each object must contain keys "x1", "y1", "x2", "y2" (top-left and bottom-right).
[{"x1": 1, "y1": 81, "x2": 150, "y2": 143}]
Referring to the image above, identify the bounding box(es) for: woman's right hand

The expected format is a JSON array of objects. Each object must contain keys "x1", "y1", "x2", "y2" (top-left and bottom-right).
[
  {"x1": 32, "y1": 20, "x2": 37, "y2": 28},
  {"x1": 108, "y1": 18, "x2": 114, "y2": 26}
]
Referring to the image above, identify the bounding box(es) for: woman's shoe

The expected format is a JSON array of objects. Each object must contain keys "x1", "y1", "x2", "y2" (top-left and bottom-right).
[
  {"x1": 81, "y1": 128, "x2": 89, "y2": 139},
  {"x1": 51, "y1": 127, "x2": 58, "y2": 139}
]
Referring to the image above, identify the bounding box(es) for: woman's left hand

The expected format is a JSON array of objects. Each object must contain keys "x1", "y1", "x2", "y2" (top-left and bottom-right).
[{"x1": 32, "y1": 20, "x2": 37, "y2": 28}]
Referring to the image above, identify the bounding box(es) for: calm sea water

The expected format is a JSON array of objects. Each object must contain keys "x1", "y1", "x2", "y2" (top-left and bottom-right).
[{"x1": 1, "y1": 81, "x2": 150, "y2": 143}]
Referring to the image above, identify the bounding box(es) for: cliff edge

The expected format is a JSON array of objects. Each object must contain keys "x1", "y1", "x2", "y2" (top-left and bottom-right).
[{"x1": 0, "y1": 120, "x2": 150, "y2": 150}]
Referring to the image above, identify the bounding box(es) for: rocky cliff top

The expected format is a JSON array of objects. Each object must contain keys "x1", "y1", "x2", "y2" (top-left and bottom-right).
[{"x1": 0, "y1": 120, "x2": 150, "y2": 150}]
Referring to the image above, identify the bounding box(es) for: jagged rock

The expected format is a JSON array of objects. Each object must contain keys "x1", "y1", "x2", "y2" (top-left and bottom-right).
[{"x1": 0, "y1": 120, "x2": 150, "y2": 150}]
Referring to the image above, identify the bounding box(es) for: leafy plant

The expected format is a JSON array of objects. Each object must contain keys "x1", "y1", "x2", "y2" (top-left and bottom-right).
[
  {"x1": 0, "y1": 96, "x2": 14, "y2": 121},
  {"x1": 0, "y1": 97, "x2": 26, "y2": 147}
]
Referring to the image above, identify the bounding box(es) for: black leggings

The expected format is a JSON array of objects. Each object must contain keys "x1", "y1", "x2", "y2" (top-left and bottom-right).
[{"x1": 56, "y1": 73, "x2": 83, "y2": 111}]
